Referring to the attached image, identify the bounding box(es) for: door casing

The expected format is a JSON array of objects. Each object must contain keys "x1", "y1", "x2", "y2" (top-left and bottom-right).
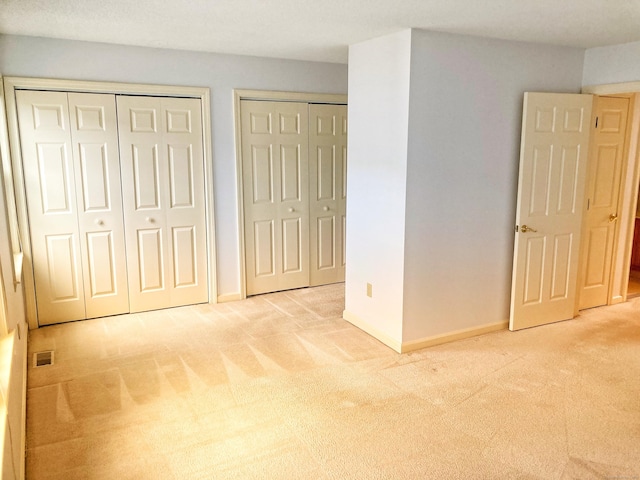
[
  {"x1": 232, "y1": 89, "x2": 347, "y2": 301},
  {"x1": 3, "y1": 77, "x2": 217, "y2": 329}
]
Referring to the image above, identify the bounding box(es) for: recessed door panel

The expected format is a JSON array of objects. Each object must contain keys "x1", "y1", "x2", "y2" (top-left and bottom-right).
[
  {"x1": 172, "y1": 226, "x2": 197, "y2": 287},
  {"x1": 86, "y1": 231, "x2": 117, "y2": 297},
  {"x1": 317, "y1": 216, "x2": 335, "y2": 270},
  {"x1": 550, "y1": 234, "x2": 572, "y2": 299},
  {"x1": 168, "y1": 144, "x2": 194, "y2": 208},
  {"x1": 317, "y1": 145, "x2": 336, "y2": 201},
  {"x1": 528, "y1": 146, "x2": 552, "y2": 217},
  {"x1": 46, "y1": 234, "x2": 81, "y2": 302},
  {"x1": 254, "y1": 220, "x2": 275, "y2": 277},
  {"x1": 282, "y1": 218, "x2": 302, "y2": 273},
  {"x1": 166, "y1": 109, "x2": 192, "y2": 133},
  {"x1": 133, "y1": 144, "x2": 161, "y2": 210},
  {"x1": 37, "y1": 143, "x2": 72, "y2": 213},
  {"x1": 138, "y1": 228, "x2": 164, "y2": 292},
  {"x1": 281, "y1": 145, "x2": 301, "y2": 202},
  {"x1": 252, "y1": 145, "x2": 274, "y2": 205},
  {"x1": 584, "y1": 227, "x2": 608, "y2": 287},
  {"x1": 78, "y1": 143, "x2": 110, "y2": 211},
  {"x1": 556, "y1": 146, "x2": 580, "y2": 215},
  {"x1": 522, "y1": 236, "x2": 545, "y2": 305}
]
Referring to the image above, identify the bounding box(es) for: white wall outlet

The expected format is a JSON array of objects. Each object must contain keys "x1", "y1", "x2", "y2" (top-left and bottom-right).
[{"x1": 366, "y1": 282, "x2": 372, "y2": 297}]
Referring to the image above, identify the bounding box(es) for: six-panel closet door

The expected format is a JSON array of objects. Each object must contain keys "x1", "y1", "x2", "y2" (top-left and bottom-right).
[
  {"x1": 309, "y1": 103, "x2": 347, "y2": 286},
  {"x1": 16, "y1": 90, "x2": 129, "y2": 325},
  {"x1": 117, "y1": 96, "x2": 208, "y2": 312},
  {"x1": 241, "y1": 100, "x2": 347, "y2": 296}
]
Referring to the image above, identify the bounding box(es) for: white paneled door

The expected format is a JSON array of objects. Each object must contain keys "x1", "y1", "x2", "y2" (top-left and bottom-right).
[
  {"x1": 578, "y1": 96, "x2": 630, "y2": 310},
  {"x1": 241, "y1": 100, "x2": 310, "y2": 295},
  {"x1": 240, "y1": 100, "x2": 348, "y2": 296},
  {"x1": 17, "y1": 90, "x2": 129, "y2": 325},
  {"x1": 18, "y1": 91, "x2": 208, "y2": 325},
  {"x1": 510, "y1": 92, "x2": 593, "y2": 331},
  {"x1": 117, "y1": 96, "x2": 208, "y2": 312},
  {"x1": 309, "y1": 104, "x2": 347, "y2": 286}
]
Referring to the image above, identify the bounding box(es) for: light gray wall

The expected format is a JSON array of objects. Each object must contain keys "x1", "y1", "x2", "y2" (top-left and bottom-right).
[
  {"x1": 0, "y1": 34, "x2": 348, "y2": 298},
  {"x1": 345, "y1": 30, "x2": 412, "y2": 342},
  {"x1": 583, "y1": 41, "x2": 640, "y2": 86},
  {"x1": 402, "y1": 30, "x2": 585, "y2": 341}
]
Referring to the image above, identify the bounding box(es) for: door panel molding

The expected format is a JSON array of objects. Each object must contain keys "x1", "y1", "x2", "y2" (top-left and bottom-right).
[
  {"x1": 233, "y1": 89, "x2": 347, "y2": 301},
  {"x1": 4, "y1": 77, "x2": 216, "y2": 329}
]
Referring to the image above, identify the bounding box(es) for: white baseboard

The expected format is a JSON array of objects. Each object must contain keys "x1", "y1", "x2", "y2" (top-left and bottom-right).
[
  {"x1": 400, "y1": 320, "x2": 509, "y2": 353},
  {"x1": 217, "y1": 293, "x2": 242, "y2": 303},
  {"x1": 342, "y1": 310, "x2": 508, "y2": 353},
  {"x1": 342, "y1": 310, "x2": 402, "y2": 353}
]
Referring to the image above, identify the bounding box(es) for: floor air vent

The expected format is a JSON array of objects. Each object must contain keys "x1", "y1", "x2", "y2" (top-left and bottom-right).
[{"x1": 33, "y1": 351, "x2": 54, "y2": 367}]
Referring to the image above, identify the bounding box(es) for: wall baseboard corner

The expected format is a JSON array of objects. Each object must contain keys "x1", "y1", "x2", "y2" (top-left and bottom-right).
[
  {"x1": 217, "y1": 293, "x2": 242, "y2": 303},
  {"x1": 342, "y1": 310, "x2": 402, "y2": 353}
]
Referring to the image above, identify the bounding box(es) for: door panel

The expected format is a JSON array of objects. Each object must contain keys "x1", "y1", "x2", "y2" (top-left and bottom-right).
[
  {"x1": 309, "y1": 104, "x2": 347, "y2": 286},
  {"x1": 578, "y1": 96, "x2": 630, "y2": 309},
  {"x1": 241, "y1": 100, "x2": 309, "y2": 295},
  {"x1": 68, "y1": 93, "x2": 129, "y2": 319},
  {"x1": 17, "y1": 90, "x2": 86, "y2": 324},
  {"x1": 118, "y1": 95, "x2": 207, "y2": 312},
  {"x1": 510, "y1": 93, "x2": 593, "y2": 331}
]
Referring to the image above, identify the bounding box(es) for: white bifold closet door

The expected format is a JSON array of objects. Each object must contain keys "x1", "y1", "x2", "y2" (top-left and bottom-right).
[
  {"x1": 309, "y1": 103, "x2": 347, "y2": 286},
  {"x1": 241, "y1": 100, "x2": 310, "y2": 295},
  {"x1": 117, "y1": 96, "x2": 208, "y2": 312},
  {"x1": 241, "y1": 100, "x2": 347, "y2": 296},
  {"x1": 17, "y1": 90, "x2": 129, "y2": 325}
]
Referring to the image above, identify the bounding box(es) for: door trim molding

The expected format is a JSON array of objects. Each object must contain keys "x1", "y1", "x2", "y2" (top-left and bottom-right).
[
  {"x1": 3, "y1": 76, "x2": 217, "y2": 329},
  {"x1": 232, "y1": 89, "x2": 347, "y2": 300}
]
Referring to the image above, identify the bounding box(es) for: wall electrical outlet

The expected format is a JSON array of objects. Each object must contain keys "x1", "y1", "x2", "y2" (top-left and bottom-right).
[{"x1": 366, "y1": 283, "x2": 372, "y2": 298}]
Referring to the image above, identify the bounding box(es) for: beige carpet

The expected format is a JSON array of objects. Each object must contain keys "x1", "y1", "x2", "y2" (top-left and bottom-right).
[{"x1": 26, "y1": 284, "x2": 640, "y2": 479}]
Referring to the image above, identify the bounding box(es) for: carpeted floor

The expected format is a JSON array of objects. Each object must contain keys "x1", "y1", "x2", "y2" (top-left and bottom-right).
[{"x1": 26, "y1": 283, "x2": 640, "y2": 479}]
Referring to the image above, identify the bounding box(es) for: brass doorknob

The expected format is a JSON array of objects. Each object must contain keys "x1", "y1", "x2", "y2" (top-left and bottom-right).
[
  {"x1": 521, "y1": 225, "x2": 537, "y2": 233},
  {"x1": 609, "y1": 214, "x2": 618, "y2": 223}
]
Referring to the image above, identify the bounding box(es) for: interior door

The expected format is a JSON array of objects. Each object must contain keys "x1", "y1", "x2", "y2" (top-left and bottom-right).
[
  {"x1": 16, "y1": 90, "x2": 86, "y2": 325},
  {"x1": 309, "y1": 103, "x2": 347, "y2": 286},
  {"x1": 241, "y1": 100, "x2": 309, "y2": 295},
  {"x1": 117, "y1": 95, "x2": 208, "y2": 312},
  {"x1": 578, "y1": 96, "x2": 630, "y2": 309},
  {"x1": 510, "y1": 92, "x2": 593, "y2": 331},
  {"x1": 68, "y1": 93, "x2": 129, "y2": 319}
]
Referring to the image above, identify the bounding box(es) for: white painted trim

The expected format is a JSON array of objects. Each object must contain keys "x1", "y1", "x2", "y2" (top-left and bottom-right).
[
  {"x1": 400, "y1": 321, "x2": 509, "y2": 353},
  {"x1": 0, "y1": 76, "x2": 22, "y2": 289},
  {"x1": 233, "y1": 89, "x2": 348, "y2": 300},
  {"x1": 582, "y1": 82, "x2": 640, "y2": 95},
  {"x1": 342, "y1": 310, "x2": 402, "y2": 352},
  {"x1": 217, "y1": 293, "x2": 242, "y2": 303},
  {"x1": 234, "y1": 89, "x2": 347, "y2": 105},
  {"x1": 3, "y1": 76, "x2": 217, "y2": 328}
]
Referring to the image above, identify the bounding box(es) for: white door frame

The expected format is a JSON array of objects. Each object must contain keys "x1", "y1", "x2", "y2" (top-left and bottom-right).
[
  {"x1": 3, "y1": 76, "x2": 217, "y2": 329},
  {"x1": 582, "y1": 82, "x2": 640, "y2": 305},
  {"x1": 232, "y1": 89, "x2": 347, "y2": 301}
]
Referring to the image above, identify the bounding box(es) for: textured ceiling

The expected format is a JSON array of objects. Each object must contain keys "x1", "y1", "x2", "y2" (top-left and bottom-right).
[{"x1": 1, "y1": 0, "x2": 639, "y2": 64}]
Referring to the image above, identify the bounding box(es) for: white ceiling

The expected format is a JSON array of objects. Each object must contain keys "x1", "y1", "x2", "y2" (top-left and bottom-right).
[{"x1": 1, "y1": 0, "x2": 639, "y2": 64}]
